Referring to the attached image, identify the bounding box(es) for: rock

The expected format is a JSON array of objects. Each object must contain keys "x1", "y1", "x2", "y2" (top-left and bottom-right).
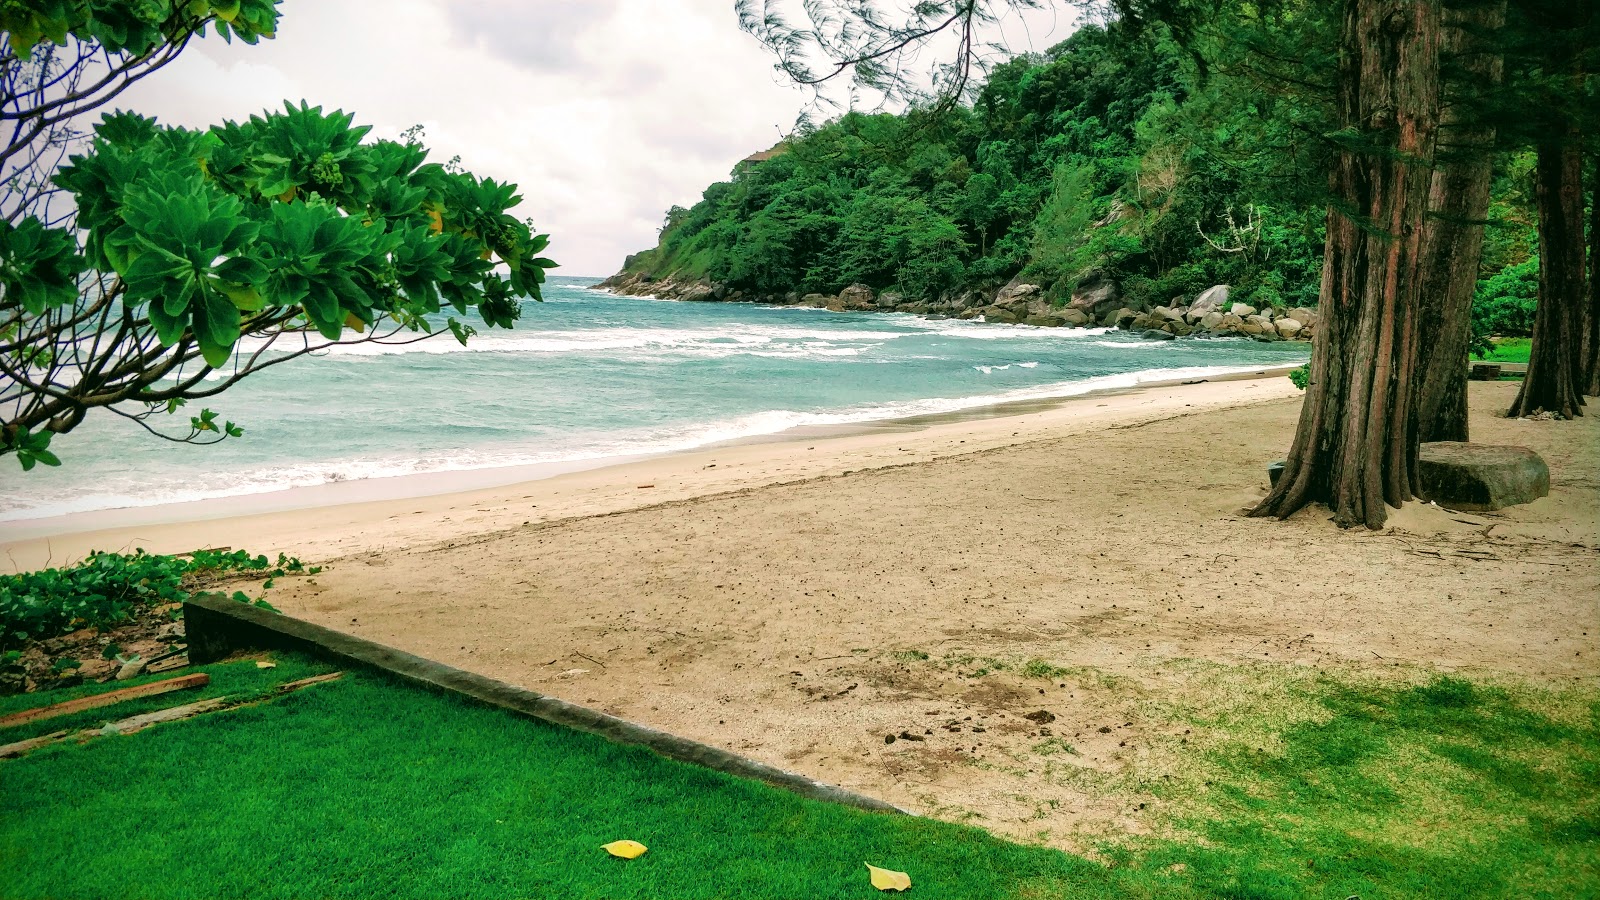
[
  {"x1": 878, "y1": 291, "x2": 904, "y2": 309},
  {"x1": 1130, "y1": 313, "x2": 1160, "y2": 331},
  {"x1": 1239, "y1": 322, "x2": 1263, "y2": 335},
  {"x1": 1189, "y1": 285, "x2": 1230, "y2": 318},
  {"x1": 839, "y1": 283, "x2": 875, "y2": 308},
  {"x1": 1155, "y1": 306, "x2": 1187, "y2": 322},
  {"x1": 1230, "y1": 302, "x2": 1258, "y2": 318},
  {"x1": 1288, "y1": 307, "x2": 1318, "y2": 327},
  {"x1": 681, "y1": 285, "x2": 716, "y2": 302},
  {"x1": 957, "y1": 308, "x2": 984, "y2": 320},
  {"x1": 1068, "y1": 274, "x2": 1121, "y2": 315},
  {"x1": 1220, "y1": 313, "x2": 1244, "y2": 328},
  {"x1": 1025, "y1": 315, "x2": 1066, "y2": 327},
  {"x1": 116, "y1": 658, "x2": 147, "y2": 681},
  {"x1": 1200, "y1": 311, "x2": 1226, "y2": 330},
  {"x1": 1023, "y1": 709, "x2": 1057, "y2": 724},
  {"x1": 1251, "y1": 331, "x2": 1283, "y2": 342},
  {"x1": 1169, "y1": 321, "x2": 1194, "y2": 337},
  {"x1": 800, "y1": 292, "x2": 828, "y2": 307},
  {"x1": 825, "y1": 296, "x2": 846, "y2": 312},
  {"x1": 983, "y1": 307, "x2": 1019, "y2": 324},
  {"x1": 995, "y1": 279, "x2": 1042, "y2": 306},
  {"x1": 1276, "y1": 317, "x2": 1303, "y2": 338},
  {"x1": 1007, "y1": 299, "x2": 1033, "y2": 318},
  {"x1": 1246, "y1": 314, "x2": 1276, "y2": 330},
  {"x1": 1417, "y1": 442, "x2": 1550, "y2": 511},
  {"x1": 1141, "y1": 329, "x2": 1177, "y2": 341},
  {"x1": 1106, "y1": 307, "x2": 1138, "y2": 328},
  {"x1": 1061, "y1": 308, "x2": 1091, "y2": 326}
]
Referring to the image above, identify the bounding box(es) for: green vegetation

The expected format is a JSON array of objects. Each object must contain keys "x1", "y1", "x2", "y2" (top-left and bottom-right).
[
  {"x1": 2, "y1": 1, "x2": 556, "y2": 467},
  {"x1": 1478, "y1": 337, "x2": 1534, "y2": 364},
  {"x1": 0, "y1": 549, "x2": 314, "y2": 651},
  {"x1": 622, "y1": 13, "x2": 1541, "y2": 326},
  {"x1": 3, "y1": 655, "x2": 1594, "y2": 898}
]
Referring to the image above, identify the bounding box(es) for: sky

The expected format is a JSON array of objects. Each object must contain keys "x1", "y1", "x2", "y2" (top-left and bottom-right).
[{"x1": 122, "y1": 1, "x2": 1077, "y2": 276}]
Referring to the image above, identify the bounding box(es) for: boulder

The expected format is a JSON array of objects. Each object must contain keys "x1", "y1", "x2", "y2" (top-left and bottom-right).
[
  {"x1": 957, "y1": 308, "x2": 984, "y2": 320},
  {"x1": 1230, "y1": 302, "x2": 1258, "y2": 318},
  {"x1": 1288, "y1": 307, "x2": 1318, "y2": 327},
  {"x1": 1169, "y1": 321, "x2": 1194, "y2": 337},
  {"x1": 1246, "y1": 314, "x2": 1276, "y2": 330},
  {"x1": 801, "y1": 292, "x2": 829, "y2": 307},
  {"x1": 681, "y1": 285, "x2": 717, "y2": 302},
  {"x1": 878, "y1": 291, "x2": 905, "y2": 309},
  {"x1": 1155, "y1": 306, "x2": 1187, "y2": 322},
  {"x1": 1276, "y1": 317, "x2": 1304, "y2": 338},
  {"x1": 825, "y1": 295, "x2": 846, "y2": 312},
  {"x1": 1251, "y1": 331, "x2": 1283, "y2": 342},
  {"x1": 1068, "y1": 274, "x2": 1121, "y2": 315},
  {"x1": 1007, "y1": 299, "x2": 1033, "y2": 318},
  {"x1": 1130, "y1": 313, "x2": 1161, "y2": 331},
  {"x1": 1141, "y1": 329, "x2": 1177, "y2": 341},
  {"x1": 1200, "y1": 311, "x2": 1226, "y2": 330},
  {"x1": 1189, "y1": 285, "x2": 1230, "y2": 318},
  {"x1": 839, "y1": 283, "x2": 875, "y2": 308},
  {"x1": 982, "y1": 307, "x2": 1019, "y2": 324},
  {"x1": 1025, "y1": 314, "x2": 1066, "y2": 327},
  {"x1": 1220, "y1": 313, "x2": 1244, "y2": 328},
  {"x1": 995, "y1": 279, "x2": 1042, "y2": 306},
  {"x1": 1417, "y1": 443, "x2": 1550, "y2": 511},
  {"x1": 1105, "y1": 306, "x2": 1138, "y2": 328},
  {"x1": 1061, "y1": 308, "x2": 1091, "y2": 326}
]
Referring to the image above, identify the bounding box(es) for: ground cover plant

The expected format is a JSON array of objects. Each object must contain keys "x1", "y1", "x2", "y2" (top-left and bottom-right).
[{"x1": 2, "y1": 651, "x2": 1594, "y2": 899}]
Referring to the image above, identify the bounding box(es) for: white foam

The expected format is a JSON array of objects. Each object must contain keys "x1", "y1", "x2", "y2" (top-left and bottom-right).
[{"x1": 0, "y1": 362, "x2": 1280, "y2": 522}]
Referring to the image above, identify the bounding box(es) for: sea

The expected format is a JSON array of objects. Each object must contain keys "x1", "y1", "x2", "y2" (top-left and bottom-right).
[{"x1": 0, "y1": 275, "x2": 1308, "y2": 525}]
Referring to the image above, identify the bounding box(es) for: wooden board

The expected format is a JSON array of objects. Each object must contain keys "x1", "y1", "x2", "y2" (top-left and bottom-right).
[{"x1": 0, "y1": 673, "x2": 210, "y2": 730}]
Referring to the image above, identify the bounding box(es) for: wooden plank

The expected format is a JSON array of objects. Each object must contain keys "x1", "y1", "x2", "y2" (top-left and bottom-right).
[
  {"x1": 0, "y1": 673, "x2": 210, "y2": 730},
  {"x1": 0, "y1": 730, "x2": 70, "y2": 759},
  {"x1": 102, "y1": 698, "x2": 234, "y2": 735}
]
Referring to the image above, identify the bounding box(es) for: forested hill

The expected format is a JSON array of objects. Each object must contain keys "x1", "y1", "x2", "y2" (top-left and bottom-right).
[{"x1": 605, "y1": 16, "x2": 1538, "y2": 336}]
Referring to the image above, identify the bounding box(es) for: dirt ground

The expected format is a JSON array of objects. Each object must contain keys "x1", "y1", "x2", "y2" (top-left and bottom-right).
[{"x1": 248, "y1": 380, "x2": 1598, "y2": 848}]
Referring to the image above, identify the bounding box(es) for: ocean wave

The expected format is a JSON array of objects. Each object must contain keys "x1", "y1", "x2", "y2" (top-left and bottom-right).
[{"x1": 0, "y1": 362, "x2": 1280, "y2": 522}]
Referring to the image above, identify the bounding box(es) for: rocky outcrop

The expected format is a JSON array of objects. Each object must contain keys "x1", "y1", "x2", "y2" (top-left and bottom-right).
[{"x1": 596, "y1": 272, "x2": 1315, "y2": 342}]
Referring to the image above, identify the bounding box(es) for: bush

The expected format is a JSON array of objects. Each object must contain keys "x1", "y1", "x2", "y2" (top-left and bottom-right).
[
  {"x1": 1472, "y1": 257, "x2": 1539, "y2": 338},
  {"x1": 0, "y1": 549, "x2": 316, "y2": 650}
]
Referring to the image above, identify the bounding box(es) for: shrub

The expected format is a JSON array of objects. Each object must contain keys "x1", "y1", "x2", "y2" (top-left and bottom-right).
[{"x1": 0, "y1": 549, "x2": 316, "y2": 650}]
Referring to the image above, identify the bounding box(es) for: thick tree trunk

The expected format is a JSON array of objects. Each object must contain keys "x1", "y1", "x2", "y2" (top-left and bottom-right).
[
  {"x1": 1414, "y1": 0, "x2": 1504, "y2": 442},
  {"x1": 1507, "y1": 140, "x2": 1587, "y2": 418},
  {"x1": 1252, "y1": 0, "x2": 1442, "y2": 530},
  {"x1": 1584, "y1": 152, "x2": 1599, "y2": 397}
]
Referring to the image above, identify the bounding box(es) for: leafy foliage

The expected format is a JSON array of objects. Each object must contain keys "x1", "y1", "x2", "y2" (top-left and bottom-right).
[
  {"x1": 622, "y1": 16, "x2": 1332, "y2": 305},
  {"x1": 2, "y1": 1, "x2": 556, "y2": 466},
  {"x1": 0, "y1": 549, "x2": 318, "y2": 651}
]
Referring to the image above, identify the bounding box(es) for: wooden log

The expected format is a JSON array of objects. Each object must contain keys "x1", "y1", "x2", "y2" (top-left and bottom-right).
[
  {"x1": 101, "y1": 698, "x2": 234, "y2": 736},
  {"x1": 0, "y1": 673, "x2": 210, "y2": 730}
]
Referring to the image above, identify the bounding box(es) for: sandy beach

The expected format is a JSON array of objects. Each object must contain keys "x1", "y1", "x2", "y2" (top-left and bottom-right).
[{"x1": 5, "y1": 373, "x2": 1596, "y2": 849}]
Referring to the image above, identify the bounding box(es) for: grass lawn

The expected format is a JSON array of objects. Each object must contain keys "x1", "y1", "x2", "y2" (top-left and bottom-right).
[
  {"x1": 2, "y1": 653, "x2": 1596, "y2": 899},
  {"x1": 1480, "y1": 337, "x2": 1532, "y2": 364}
]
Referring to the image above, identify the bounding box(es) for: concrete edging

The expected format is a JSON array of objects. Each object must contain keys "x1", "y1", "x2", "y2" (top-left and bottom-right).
[{"x1": 184, "y1": 593, "x2": 907, "y2": 815}]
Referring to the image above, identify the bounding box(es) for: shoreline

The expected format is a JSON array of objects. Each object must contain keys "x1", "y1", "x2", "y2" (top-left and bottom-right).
[{"x1": 0, "y1": 366, "x2": 1300, "y2": 572}]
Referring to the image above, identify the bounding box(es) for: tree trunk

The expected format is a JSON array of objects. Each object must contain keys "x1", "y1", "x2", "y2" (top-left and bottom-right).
[
  {"x1": 1584, "y1": 151, "x2": 1599, "y2": 397},
  {"x1": 1414, "y1": 0, "x2": 1504, "y2": 442},
  {"x1": 1507, "y1": 139, "x2": 1587, "y2": 418},
  {"x1": 1252, "y1": 0, "x2": 1441, "y2": 530}
]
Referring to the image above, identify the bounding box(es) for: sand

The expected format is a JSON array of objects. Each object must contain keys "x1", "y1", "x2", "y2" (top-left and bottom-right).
[{"x1": 5, "y1": 375, "x2": 1596, "y2": 849}]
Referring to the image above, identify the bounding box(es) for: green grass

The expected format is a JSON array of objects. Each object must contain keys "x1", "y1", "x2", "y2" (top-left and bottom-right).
[
  {"x1": 1, "y1": 655, "x2": 1596, "y2": 899},
  {"x1": 1480, "y1": 337, "x2": 1532, "y2": 364}
]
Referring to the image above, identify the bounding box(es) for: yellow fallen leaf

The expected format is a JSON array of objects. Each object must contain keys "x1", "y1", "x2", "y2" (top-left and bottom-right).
[
  {"x1": 256, "y1": 661, "x2": 276, "y2": 669},
  {"x1": 865, "y1": 863, "x2": 911, "y2": 892},
  {"x1": 602, "y1": 840, "x2": 647, "y2": 859}
]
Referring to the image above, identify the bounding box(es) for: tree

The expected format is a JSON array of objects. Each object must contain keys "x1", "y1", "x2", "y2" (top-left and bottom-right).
[
  {"x1": 1251, "y1": 0, "x2": 1443, "y2": 528},
  {"x1": 0, "y1": 1, "x2": 555, "y2": 470},
  {"x1": 1413, "y1": 0, "x2": 1506, "y2": 443},
  {"x1": 1587, "y1": 153, "x2": 1600, "y2": 396}
]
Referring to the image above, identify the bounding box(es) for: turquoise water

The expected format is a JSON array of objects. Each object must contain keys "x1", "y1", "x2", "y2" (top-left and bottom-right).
[{"x1": 0, "y1": 276, "x2": 1306, "y2": 521}]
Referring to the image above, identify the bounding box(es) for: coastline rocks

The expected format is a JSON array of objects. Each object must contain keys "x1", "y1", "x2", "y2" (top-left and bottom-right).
[
  {"x1": 839, "y1": 283, "x2": 876, "y2": 309},
  {"x1": 1417, "y1": 442, "x2": 1550, "y2": 511},
  {"x1": 1188, "y1": 285, "x2": 1230, "y2": 319},
  {"x1": 1141, "y1": 329, "x2": 1176, "y2": 340},
  {"x1": 1068, "y1": 274, "x2": 1121, "y2": 316},
  {"x1": 596, "y1": 269, "x2": 1318, "y2": 342}
]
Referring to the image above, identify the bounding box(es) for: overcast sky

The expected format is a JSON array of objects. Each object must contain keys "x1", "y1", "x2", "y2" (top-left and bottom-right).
[{"x1": 123, "y1": 1, "x2": 1076, "y2": 276}]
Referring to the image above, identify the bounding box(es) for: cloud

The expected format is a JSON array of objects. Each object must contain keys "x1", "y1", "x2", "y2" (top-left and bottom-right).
[{"x1": 117, "y1": 0, "x2": 1074, "y2": 276}]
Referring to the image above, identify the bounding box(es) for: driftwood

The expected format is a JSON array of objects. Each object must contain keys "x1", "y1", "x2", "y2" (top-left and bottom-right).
[{"x1": 0, "y1": 673, "x2": 210, "y2": 730}]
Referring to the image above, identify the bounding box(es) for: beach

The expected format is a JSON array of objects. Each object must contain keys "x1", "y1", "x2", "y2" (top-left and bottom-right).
[{"x1": 5, "y1": 374, "x2": 1596, "y2": 849}]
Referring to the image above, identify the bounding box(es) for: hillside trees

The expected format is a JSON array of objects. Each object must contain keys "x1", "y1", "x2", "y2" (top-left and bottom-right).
[{"x1": 0, "y1": 1, "x2": 554, "y2": 469}]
